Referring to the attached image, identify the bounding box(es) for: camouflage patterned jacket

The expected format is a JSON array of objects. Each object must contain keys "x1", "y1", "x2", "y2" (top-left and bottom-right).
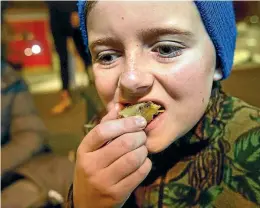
[{"x1": 67, "y1": 82, "x2": 260, "y2": 208}]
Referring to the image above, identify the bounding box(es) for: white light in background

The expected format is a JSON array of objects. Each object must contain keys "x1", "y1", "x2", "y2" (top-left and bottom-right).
[
  {"x1": 24, "y1": 48, "x2": 32, "y2": 56},
  {"x1": 31, "y1": 44, "x2": 41, "y2": 54}
]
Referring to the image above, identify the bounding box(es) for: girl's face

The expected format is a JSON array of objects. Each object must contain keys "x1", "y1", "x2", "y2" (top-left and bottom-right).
[{"x1": 87, "y1": 1, "x2": 221, "y2": 153}]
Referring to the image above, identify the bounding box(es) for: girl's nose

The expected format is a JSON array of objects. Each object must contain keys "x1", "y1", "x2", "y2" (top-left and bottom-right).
[{"x1": 118, "y1": 71, "x2": 154, "y2": 100}]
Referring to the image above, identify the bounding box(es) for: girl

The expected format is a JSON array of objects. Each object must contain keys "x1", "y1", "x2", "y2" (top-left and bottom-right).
[{"x1": 67, "y1": 1, "x2": 260, "y2": 207}]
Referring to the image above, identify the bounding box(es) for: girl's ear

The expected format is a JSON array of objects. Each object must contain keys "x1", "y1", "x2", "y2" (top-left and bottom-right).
[
  {"x1": 214, "y1": 58, "x2": 223, "y2": 81},
  {"x1": 213, "y1": 68, "x2": 223, "y2": 81}
]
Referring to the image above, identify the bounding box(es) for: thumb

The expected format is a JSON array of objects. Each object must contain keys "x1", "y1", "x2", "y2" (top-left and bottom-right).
[{"x1": 100, "y1": 103, "x2": 124, "y2": 123}]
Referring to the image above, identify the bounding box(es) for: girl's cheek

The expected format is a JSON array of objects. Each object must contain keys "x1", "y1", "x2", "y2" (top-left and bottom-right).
[
  {"x1": 158, "y1": 54, "x2": 214, "y2": 102},
  {"x1": 159, "y1": 61, "x2": 204, "y2": 95},
  {"x1": 95, "y1": 75, "x2": 118, "y2": 105}
]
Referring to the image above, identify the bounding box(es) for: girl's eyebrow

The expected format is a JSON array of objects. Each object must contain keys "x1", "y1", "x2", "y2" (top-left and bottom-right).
[
  {"x1": 139, "y1": 27, "x2": 194, "y2": 41},
  {"x1": 89, "y1": 37, "x2": 118, "y2": 52},
  {"x1": 89, "y1": 28, "x2": 194, "y2": 51}
]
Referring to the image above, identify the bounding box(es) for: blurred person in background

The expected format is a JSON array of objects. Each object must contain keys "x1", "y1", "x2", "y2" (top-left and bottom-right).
[
  {"x1": 1, "y1": 4, "x2": 74, "y2": 207},
  {"x1": 46, "y1": 1, "x2": 92, "y2": 115}
]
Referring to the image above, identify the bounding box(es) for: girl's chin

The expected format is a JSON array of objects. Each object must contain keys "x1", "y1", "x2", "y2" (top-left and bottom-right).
[
  {"x1": 145, "y1": 128, "x2": 183, "y2": 154},
  {"x1": 145, "y1": 135, "x2": 174, "y2": 154}
]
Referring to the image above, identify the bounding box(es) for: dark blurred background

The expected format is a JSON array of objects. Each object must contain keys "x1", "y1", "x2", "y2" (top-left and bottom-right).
[{"x1": 2, "y1": 1, "x2": 89, "y2": 157}]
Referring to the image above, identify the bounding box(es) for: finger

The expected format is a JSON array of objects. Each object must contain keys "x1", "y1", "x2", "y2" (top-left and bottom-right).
[
  {"x1": 101, "y1": 103, "x2": 124, "y2": 123},
  {"x1": 99, "y1": 145, "x2": 148, "y2": 186},
  {"x1": 94, "y1": 131, "x2": 147, "y2": 169},
  {"x1": 79, "y1": 116, "x2": 147, "y2": 152},
  {"x1": 112, "y1": 158, "x2": 152, "y2": 196}
]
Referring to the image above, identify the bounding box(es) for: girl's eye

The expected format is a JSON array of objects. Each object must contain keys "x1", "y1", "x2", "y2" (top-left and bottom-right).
[
  {"x1": 152, "y1": 43, "x2": 184, "y2": 59},
  {"x1": 96, "y1": 52, "x2": 120, "y2": 65}
]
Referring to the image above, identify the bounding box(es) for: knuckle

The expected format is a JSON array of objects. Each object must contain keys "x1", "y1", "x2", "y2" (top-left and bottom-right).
[
  {"x1": 122, "y1": 117, "x2": 136, "y2": 131},
  {"x1": 136, "y1": 166, "x2": 148, "y2": 178},
  {"x1": 76, "y1": 145, "x2": 84, "y2": 159},
  {"x1": 137, "y1": 131, "x2": 147, "y2": 143},
  {"x1": 100, "y1": 116, "x2": 107, "y2": 123},
  {"x1": 140, "y1": 130, "x2": 147, "y2": 138},
  {"x1": 118, "y1": 135, "x2": 134, "y2": 151},
  {"x1": 77, "y1": 154, "x2": 96, "y2": 176},
  {"x1": 88, "y1": 176, "x2": 105, "y2": 191},
  {"x1": 93, "y1": 124, "x2": 106, "y2": 142},
  {"x1": 147, "y1": 158, "x2": 152, "y2": 169},
  {"x1": 121, "y1": 119, "x2": 129, "y2": 132},
  {"x1": 106, "y1": 188, "x2": 124, "y2": 203},
  {"x1": 82, "y1": 164, "x2": 94, "y2": 177},
  {"x1": 141, "y1": 145, "x2": 148, "y2": 157},
  {"x1": 136, "y1": 159, "x2": 151, "y2": 178},
  {"x1": 117, "y1": 131, "x2": 146, "y2": 151},
  {"x1": 84, "y1": 165, "x2": 95, "y2": 177},
  {"x1": 89, "y1": 178, "x2": 117, "y2": 200},
  {"x1": 125, "y1": 153, "x2": 140, "y2": 169}
]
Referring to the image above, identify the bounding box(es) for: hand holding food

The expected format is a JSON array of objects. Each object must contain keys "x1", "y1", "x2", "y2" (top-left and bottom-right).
[{"x1": 73, "y1": 106, "x2": 152, "y2": 208}]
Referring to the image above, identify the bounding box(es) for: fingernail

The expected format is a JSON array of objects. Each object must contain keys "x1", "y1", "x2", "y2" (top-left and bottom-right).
[{"x1": 135, "y1": 116, "x2": 147, "y2": 127}]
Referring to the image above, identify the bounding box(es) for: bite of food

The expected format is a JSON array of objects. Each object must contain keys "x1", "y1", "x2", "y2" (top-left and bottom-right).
[{"x1": 118, "y1": 101, "x2": 165, "y2": 123}]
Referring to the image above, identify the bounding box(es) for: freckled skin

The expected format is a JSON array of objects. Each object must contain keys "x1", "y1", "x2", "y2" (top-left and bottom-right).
[{"x1": 87, "y1": 1, "x2": 220, "y2": 153}]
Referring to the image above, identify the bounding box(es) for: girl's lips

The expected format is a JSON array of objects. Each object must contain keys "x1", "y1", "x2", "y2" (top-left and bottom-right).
[
  {"x1": 139, "y1": 100, "x2": 166, "y2": 111},
  {"x1": 120, "y1": 99, "x2": 166, "y2": 110},
  {"x1": 145, "y1": 111, "x2": 166, "y2": 133}
]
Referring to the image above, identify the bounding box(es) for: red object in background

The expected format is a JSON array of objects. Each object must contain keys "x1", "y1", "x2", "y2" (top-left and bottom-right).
[{"x1": 6, "y1": 17, "x2": 52, "y2": 69}]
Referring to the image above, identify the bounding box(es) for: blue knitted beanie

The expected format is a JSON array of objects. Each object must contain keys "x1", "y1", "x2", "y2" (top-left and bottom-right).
[{"x1": 78, "y1": 1, "x2": 237, "y2": 79}]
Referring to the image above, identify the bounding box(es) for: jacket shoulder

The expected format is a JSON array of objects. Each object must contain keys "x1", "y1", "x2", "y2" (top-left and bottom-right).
[{"x1": 225, "y1": 96, "x2": 260, "y2": 138}]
